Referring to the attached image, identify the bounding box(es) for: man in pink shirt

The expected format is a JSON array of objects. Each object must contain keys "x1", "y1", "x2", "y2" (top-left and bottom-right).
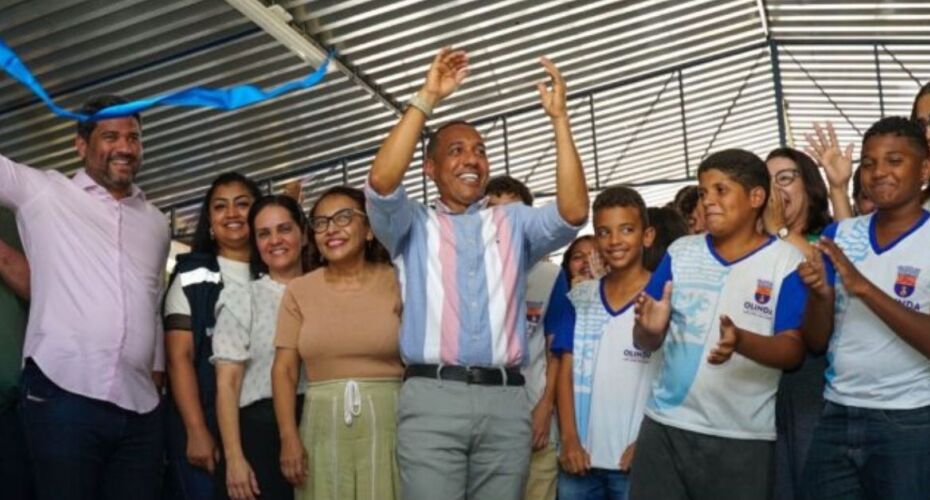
[{"x1": 0, "y1": 95, "x2": 170, "y2": 500}]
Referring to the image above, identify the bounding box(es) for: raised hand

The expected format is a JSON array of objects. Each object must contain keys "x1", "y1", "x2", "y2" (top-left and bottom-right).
[
  {"x1": 537, "y1": 57, "x2": 568, "y2": 120},
  {"x1": 420, "y1": 47, "x2": 470, "y2": 106},
  {"x1": 804, "y1": 122, "x2": 854, "y2": 190},
  {"x1": 708, "y1": 314, "x2": 740, "y2": 365},
  {"x1": 763, "y1": 182, "x2": 787, "y2": 235},
  {"x1": 587, "y1": 250, "x2": 608, "y2": 280},
  {"x1": 817, "y1": 237, "x2": 870, "y2": 297},
  {"x1": 634, "y1": 281, "x2": 672, "y2": 337},
  {"x1": 797, "y1": 245, "x2": 832, "y2": 298}
]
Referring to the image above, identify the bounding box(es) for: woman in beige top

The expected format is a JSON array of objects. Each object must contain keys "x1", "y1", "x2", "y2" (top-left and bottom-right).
[{"x1": 272, "y1": 186, "x2": 402, "y2": 500}]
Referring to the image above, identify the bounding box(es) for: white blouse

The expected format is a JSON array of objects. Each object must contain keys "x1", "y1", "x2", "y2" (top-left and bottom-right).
[{"x1": 211, "y1": 275, "x2": 306, "y2": 407}]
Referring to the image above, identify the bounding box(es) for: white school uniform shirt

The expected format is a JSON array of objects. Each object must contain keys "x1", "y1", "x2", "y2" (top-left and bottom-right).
[
  {"x1": 822, "y1": 211, "x2": 930, "y2": 409},
  {"x1": 643, "y1": 234, "x2": 807, "y2": 441},
  {"x1": 551, "y1": 278, "x2": 661, "y2": 470}
]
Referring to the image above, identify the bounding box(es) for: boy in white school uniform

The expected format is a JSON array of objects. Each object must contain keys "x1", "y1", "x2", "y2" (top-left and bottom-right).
[
  {"x1": 551, "y1": 186, "x2": 661, "y2": 500},
  {"x1": 630, "y1": 149, "x2": 809, "y2": 500},
  {"x1": 798, "y1": 116, "x2": 930, "y2": 500}
]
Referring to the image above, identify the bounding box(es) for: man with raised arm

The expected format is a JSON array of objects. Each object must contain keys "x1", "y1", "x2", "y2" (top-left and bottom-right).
[
  {"x1": 0, "y1": 95, "x2": 170, "y2": 500},
  {"x1": 365, "y1": 47, "x2": 588, "y2": 500}
]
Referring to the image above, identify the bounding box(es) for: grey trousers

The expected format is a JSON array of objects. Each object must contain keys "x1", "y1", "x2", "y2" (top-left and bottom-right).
[
  {"x1": 396, "y1": 377, "x2": 532, "y2": 500},
  {"x1": 629, "y1": 416, "x2": 775, "y2": 500}
]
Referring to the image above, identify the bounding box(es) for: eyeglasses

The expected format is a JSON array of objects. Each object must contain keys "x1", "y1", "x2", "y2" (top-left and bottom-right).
[
  {"x1": 774, "y1": 169, "x2": 801, "y2": 187},
  {"x1": 309, "y1": 208, "x2": 367, "y2": 233}
]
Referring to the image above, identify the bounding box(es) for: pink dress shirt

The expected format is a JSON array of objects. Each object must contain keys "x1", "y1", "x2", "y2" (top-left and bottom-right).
[{"x1": 0, "y1": 155, "x2": 170, "y2": 413}]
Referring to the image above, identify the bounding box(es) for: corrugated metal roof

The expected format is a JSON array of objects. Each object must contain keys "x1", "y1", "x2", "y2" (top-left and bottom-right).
[{"x1": 1, "y1": 0, "x2": 929, "y2": 237}]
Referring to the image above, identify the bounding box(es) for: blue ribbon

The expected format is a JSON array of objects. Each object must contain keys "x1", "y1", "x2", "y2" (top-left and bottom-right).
[{"x1": 0, "y1": 38, "x2": 331, "y2": 121}]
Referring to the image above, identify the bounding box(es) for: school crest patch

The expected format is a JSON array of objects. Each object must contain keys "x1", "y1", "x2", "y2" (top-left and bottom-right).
[
  {"x1": 894, "y1": 266, "x2": 920, "y2": 298},
  {"x1": 754, "y1": 279, "x2": 773, "y2": 305}
]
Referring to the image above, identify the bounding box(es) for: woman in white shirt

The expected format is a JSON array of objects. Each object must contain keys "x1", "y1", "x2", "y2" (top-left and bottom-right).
[{"x1": 213, "y1": 195, "x2": 308, "y2": 500}]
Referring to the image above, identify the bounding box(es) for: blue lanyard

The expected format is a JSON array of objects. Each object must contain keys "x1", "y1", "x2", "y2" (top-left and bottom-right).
[{"x1": 0, "y1": 38, "x2": 331, "y2": 121}]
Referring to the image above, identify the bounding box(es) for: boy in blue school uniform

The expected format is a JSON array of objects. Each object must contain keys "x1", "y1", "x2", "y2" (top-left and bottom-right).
[
  {"x1": 797, "y1": 116, "x2": 930, "y2": 500},
  {"x1": 629, "y1": 149, "x2": 809, "y2": 500},
  {"x1": 551, "y1": 186, "x2": 662, "y2": 500}
]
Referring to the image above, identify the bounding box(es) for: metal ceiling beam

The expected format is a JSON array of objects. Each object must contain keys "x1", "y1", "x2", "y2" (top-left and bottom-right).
[{"x1": 286, "y1": 1, "x2": 405, "y2": 117}]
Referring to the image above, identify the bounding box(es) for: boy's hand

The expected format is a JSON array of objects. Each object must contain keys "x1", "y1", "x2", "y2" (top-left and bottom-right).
[
  {"x1": 537, "y1": 57, "x2": 568, "y2": 120},
  {"x1": 804, "y1": 122, "x2": 854, "y2": 190},
  {"x1": 635, "y1": 281, "x2": 672, "y2": 336},
  {"x1": 817, "y1": 238, "x2": 870, "y2": 297},
  {"x1": 618, "y1": 442, "x2": 636, "y2": 472},
  {"x1": 559, "y1": 438, "x2": 591, "y2": 475},
  {"x1": 708, "y1": 315, "x2": 740, "y2": 365},
  {"x1": 797, "y1": 246, "x2": 832, "y2": 298},
  {"x1": 530, "y1": 400, "x2": 552, "y2": 451},
  {"x1": 419, "y1": 47, "x2": 470, "y2": 107}
]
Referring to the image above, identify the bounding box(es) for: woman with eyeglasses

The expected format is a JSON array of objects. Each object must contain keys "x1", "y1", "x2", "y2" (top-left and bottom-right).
[
  {"x1": 213, "y1": 195, "x2": 309, "y2": 500},
  {"x1": 271, "y1": 186, "x2": 402, "y2": 500},
  {"x1": 762, "y1": 147, "x2": 833, "y2": 500}
]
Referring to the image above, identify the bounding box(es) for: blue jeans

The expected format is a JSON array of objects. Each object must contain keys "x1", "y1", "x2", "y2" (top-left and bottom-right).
[
  {"x1": 801, "y1": 401, "x2": 930, "y2": 500},
  {"x1": 19, "y1": 360, "x2": 163, "y2": 500},
  {"x1": 559, "y1": 468, "x2": 630, "y2": 500}
]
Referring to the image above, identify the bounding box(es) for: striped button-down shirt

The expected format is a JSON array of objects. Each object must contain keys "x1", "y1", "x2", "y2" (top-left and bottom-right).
[{"x1": 365, "y1": 183, "x2": 580, "y2": 367}]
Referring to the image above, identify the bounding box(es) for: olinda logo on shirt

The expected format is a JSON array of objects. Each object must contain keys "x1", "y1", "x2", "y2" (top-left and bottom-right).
[
  {"x1": 525, "y1": 301, "x2": 543, "y2": 329},
  {"x1": 744, "y1": 279, "x2": 773, "y2": 318},
  {"x1": 623, "y1": 348, "x2": 652, "y2": 363},
  {"x1": 754, "y1": 279, "x2": 773, "y2": 305},
  {"x1": 894, "y1": 266, "x2": 919, "y2": 299}
]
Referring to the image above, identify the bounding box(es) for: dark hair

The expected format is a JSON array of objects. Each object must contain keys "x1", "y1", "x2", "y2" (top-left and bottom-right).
[
  {"x1": 306, "y1": 186, "x2": 391, "y2": 270},
  {"x1": 862, "y1": 116, "x2": 929, "y2": 161},
  {"x1": 485, "y1": 175, "x2": 533, "y2": 206},
  {"x1": 593, "y1": 185, "x2": 649, "y2": 228},
  {"x1": 426, "y1": 120, "x2": 477, "y2": 160},
  {"x1": 560, "y1": 235, "x2": 595, "y2": 288},
  {"x1": 247, "y1": 195, "x2": 309, "y2": 279},
  {"x1": 190, "y1": 172, "x2": 263, "y2": 255},
  {"x1": 76, "y1": 95, "x2": 142, "y2": 141},
  {"x1": 765, "y1": 148, "x2": 832, "y2": 235},
  {"x1": 643, "y1": 207, "x2": 688, "y2": 272},
  {"x1": 910, "y1": 81, "x2": 930, "y2": 122},
  {"x1": 697, "y1": 149, "x2": 770, "y2": 213},
  {"x1": 673, "y1": 185, "x2": 701, "y2": 218}
]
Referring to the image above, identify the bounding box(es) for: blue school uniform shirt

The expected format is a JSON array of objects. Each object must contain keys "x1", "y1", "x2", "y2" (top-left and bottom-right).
[
  {"x1": 551, "y1": 278, "x2": 661, "y2": 469},
  {"x1": 822, "y1": 210, "x2": 930, "y2": 409},
  {"x1": 642, "y1": 234, "x2": 807, "y2": 440}
]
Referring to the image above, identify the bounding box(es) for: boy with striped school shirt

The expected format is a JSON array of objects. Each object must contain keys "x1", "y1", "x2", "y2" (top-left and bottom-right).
[
  {"x1": 630, "y1": 149, "x2": 809, "y2": 500},
  {"x1": 798, "y1": 117, "x2": 930, "y2": 499},
  {"x1": 550, "y1": 186, "x2": 662, "y2": 500}
]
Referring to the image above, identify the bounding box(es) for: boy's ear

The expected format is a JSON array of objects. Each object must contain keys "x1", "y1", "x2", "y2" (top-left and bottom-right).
[
  {"x1": 642, "y1": 225, "x2": 657, "y2": 249},
  {"x1": 749, "y1": 185, "x2": 768, "y2": 210}
]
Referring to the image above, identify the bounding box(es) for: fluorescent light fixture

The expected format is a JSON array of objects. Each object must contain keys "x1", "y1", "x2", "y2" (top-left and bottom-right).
[{"x1": 225, "y1": 0, "x2": 332, "y2": 69}]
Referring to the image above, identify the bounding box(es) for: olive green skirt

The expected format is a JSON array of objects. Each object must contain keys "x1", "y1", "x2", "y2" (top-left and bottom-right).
[{"x1": 297, "y1": 378, "x2": 401, "y2": 500}]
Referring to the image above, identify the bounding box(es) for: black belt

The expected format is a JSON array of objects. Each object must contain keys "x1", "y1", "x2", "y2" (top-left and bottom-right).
[{"x1": 404, "y1": 364, "x2": 525, "y2": 386}]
